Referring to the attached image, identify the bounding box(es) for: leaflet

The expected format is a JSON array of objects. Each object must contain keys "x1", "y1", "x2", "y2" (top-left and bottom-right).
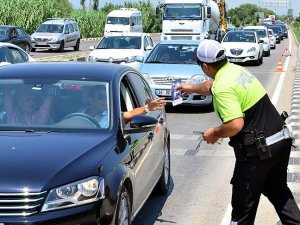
[{"x1": 171, "y1": 79, "x2": 183, "y2": 106}]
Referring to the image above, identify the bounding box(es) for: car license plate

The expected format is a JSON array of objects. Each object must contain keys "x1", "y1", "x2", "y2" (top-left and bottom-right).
[
  {"x1": 155, "y1": 89, "x2": 171, "y2": 96},
  {"x1": 230, "y1": 58, "x2": 242, "y2": 62}
]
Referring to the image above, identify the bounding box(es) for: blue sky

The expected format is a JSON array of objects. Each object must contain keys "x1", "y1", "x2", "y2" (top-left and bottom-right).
[{"x1": 69, "y1": 0, "x2": 299, "y2": 17}]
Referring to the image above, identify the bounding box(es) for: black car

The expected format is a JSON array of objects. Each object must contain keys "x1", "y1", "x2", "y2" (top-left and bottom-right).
[
  {"x1": 0, "y1": 25, "x2": 32, "y2": 53},
  {"x1": 0, "y1": 62, "x2": 170, "y2": 225},
  {"x1": 269, "y1": 26, "x2": 283, "y2": 43}
]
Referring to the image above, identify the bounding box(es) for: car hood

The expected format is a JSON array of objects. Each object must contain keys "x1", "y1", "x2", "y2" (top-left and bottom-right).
[
  {"x1": 140, "y1": 63, "x2": 203, "y2": 78},
  {"x1": 0, "y1": 132, "x2": 114, "y2": 192},
  {"x1": 89, "y1": 49, "x2": 144, "y2": 60}
]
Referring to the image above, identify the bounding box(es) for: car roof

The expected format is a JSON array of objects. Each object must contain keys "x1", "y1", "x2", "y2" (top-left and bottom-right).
[
  {"x1": 0, "y1": 62, "x2": 135, "y2": 81},
  {"x1": 43, "y1": 19, "x2": 76, "y2": 25},
  {"x1": 157, "y1": 40, "x2": 200, "y2": 45}
]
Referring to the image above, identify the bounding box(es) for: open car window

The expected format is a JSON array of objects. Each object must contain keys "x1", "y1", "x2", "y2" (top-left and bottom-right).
[{"x1": 0, "y1": 79, "x2": 110, "y2": 131}]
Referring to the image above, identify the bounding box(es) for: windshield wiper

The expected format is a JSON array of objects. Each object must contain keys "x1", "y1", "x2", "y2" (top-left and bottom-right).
[{"x1": 146, "y1": 61, "x2": 165, "y2": 64}]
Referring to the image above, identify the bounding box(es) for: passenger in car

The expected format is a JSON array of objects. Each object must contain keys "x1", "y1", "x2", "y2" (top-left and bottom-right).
[
  {"x1": 4, "y1": 86, "x2": 54, "y2": 125},
  {"x1": 85, "y1": 86, "x2": 165, "y2": 127}
]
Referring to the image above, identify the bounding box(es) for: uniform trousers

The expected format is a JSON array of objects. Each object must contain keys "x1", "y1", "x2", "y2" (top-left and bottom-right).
[{"x1": 230, "y1": 139, "x2": 300, "y2": 225}]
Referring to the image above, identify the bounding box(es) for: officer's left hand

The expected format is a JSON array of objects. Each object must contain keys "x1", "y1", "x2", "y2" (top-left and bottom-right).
[{"x1": 203, "y1": 128, "x2": 220, "y2": 144}]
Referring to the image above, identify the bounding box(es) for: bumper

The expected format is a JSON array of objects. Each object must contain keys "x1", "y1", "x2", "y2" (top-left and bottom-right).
[
  {"x1": 226, "y1": 52, "x2": 259, "y2": 63},
  {"x1": 270, "y1": 40, "x2": 276, "y2": 48},
  {"x1": 151, "y1": 86, "x2": 212, "y2": 106},
  {"x1": 0, "y1": 202, "x2": 105, "y2": 225},
  {"x1": 263, "y1": 43, "x2": 270, "y2": 52},
  {"x1": 32, "y1": 42, "x2": 61, "y2": 50}
]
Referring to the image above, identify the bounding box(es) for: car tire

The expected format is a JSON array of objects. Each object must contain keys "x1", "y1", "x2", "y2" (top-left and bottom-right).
[
  {"x1": 115, "y1": 186, "x2": 131, "y2": 225},
  {"x1": 259, "y1": 54, "x2": 263, "y2": 65},
  {"x1": 74, "y1": 39, "x2": 80, "y2": 51},
  {"x1": 154, "y1": 139, "x2": 170, "y2": 195},
  {"x1": 266, "y1": 49, "x2": 271, "y2": 57},
  {"x1": 31, "y1": 48, "x2": 36, "y2": 52},
  {"x1": 58, "y1": 41, "x2": 64, "y2": 52}
]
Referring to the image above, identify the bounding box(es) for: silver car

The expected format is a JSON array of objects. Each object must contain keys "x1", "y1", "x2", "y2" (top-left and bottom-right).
[
  {"x1": 31, "y1": 18, "x2": 80, "y2": 52},
  {"x1": 125, "y1": 40, "x2": 213, "y2": 108}
]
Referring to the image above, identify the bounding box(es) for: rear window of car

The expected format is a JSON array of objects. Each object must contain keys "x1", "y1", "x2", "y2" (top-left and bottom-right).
[{"x1": 0, "y1": 79, "x2": 110, "y2": 131}]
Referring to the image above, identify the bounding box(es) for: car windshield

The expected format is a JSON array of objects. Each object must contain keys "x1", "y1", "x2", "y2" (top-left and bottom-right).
[
  {"x1": 0, "y1": 27, "x2": 9, "y2": 38},
  {"x1": 0, "y1": 79, "x2": 110, "y2": 131},
  {"x1": 36, "y1": 24, "x2": 64, "y2": 33},
  {"x1": 145, "y1": 43, "x2": 198, "y2": 64},
  {"x1": 163, "y1": 4, "x2": 201, "y2": 19},
  {"x1": 107, "y1": 17, "x2": 129, "y2": 25},
  {"x1": 223, "y1": 31, "x2": 256, "y2": 43},
  {"x1": 97, "y1": 36, "x2": 141, "y2": 49},
  {"x1": 244, "y1": 29, "x2": 266, "y2": 38}
]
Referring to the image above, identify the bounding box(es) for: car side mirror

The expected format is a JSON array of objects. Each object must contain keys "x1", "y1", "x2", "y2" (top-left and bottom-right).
[
  {"x1": 89, "y1": 46, "x2": 95, "y2": 51},
  {"x1": 65, "y1": 30, "x2": 69, "y2": 34},
  {"x1": 258, "y1": 40, "x2": 264, "y2": 44},
  {"x1": 131, "y1": 22, "x2": 135, "y2": 26},
  {"x1": 124, "y1": 115, "x2": 158, "y2": 134}
]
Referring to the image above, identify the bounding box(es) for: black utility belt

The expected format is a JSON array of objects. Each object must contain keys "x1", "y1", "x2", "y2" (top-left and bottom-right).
[{"x1": 242, "y1": 124, "x2": 294, "y2": 160}]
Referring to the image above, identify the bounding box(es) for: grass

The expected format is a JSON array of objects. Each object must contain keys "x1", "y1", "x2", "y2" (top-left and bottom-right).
[{"x1": 292, "y1": 25, "x2": 300, "y2": 44}]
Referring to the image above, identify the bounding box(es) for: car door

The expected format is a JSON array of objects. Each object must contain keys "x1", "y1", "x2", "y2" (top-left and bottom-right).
[
  {"x1": 121, "y1": 72, "x2": 165, "y2": 212},
  {"x1": 9, "y1": 28, "x2": 21, "y2": 49},
  {"x1": 16, "y1": 28, "x2": 29, "y2": 52},
  {"x1": 64, "y1": 24, "x2": 72, "y2": 47}
]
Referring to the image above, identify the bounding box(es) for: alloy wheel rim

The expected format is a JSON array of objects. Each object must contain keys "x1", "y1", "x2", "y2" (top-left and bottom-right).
[
  {"x1": 164, "y1": 145, "x2": 170, "y2": 185},
  {"x1": 118, "y1": 194, "x2": 129, "y2": 225}
]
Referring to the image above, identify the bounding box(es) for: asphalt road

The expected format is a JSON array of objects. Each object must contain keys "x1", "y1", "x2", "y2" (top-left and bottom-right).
[{"x1": 29, "y1": 33, "x2": 298, "y2": 225}]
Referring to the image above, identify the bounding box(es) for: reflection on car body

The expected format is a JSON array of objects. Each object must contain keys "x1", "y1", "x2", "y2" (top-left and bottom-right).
[
  {"x1": 125, "y1": 40, "x2": 213, "y2": 108},
  {"x1": 0, "y1": 62, "x2": 170, "y2": 225}
]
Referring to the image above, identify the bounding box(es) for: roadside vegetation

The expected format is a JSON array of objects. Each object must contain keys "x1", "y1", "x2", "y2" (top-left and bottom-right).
[
  {"x1": 292, "y1": 16, "x2": 300, "y2": 44},
  {"x1": 0, "y1": 0, "x2": 293, "y2": 39}
]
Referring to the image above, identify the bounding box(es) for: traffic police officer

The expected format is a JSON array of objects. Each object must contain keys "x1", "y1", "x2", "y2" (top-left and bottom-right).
[{"x1": 177, "y1": 39, "x2": 300, "y2": 225}]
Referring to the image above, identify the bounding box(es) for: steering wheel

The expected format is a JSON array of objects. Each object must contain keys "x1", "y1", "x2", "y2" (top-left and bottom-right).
[{"x1": 63, "y1": 113, "x2": 101, "y2": 128}]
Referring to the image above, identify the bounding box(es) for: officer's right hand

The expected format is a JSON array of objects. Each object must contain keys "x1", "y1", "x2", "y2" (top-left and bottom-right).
[
  {"x1": 175, "y1": 83, "x2": 194, "y2": 95},
  {"x1": 203, "y1": 128, "x2": 220, "y2": 144}
]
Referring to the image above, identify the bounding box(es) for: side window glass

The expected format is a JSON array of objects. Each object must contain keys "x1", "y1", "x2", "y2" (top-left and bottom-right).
[
  {"x1": 65, "y1": 24, "x2": 70, "y2": 33},
  {"x1": 8, "y1": 48, "x2": 25, "y2": 63},
  {"x1": 147, "y1": 36, "x2": 154, "y2": 47},
  {"x1": 69, "y1": 23, "x2": 74, "y2": 33},
  {"x1": 144, "y1": 36, "x2": 149, "y2": 50},
  {"x1": 16, "y1": 28, "x2": 25, "y2": 38},
  {"x1": 0, "y1": 48, "x2": 10, "y2": 63},
  {"x1": 127, "y1": 72, "x2": 152, "y2": 107}
]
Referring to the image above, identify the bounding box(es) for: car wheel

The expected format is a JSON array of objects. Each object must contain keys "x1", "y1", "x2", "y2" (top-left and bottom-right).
[
  {"x1": 58, "y1": 41, "x2": 64, "y2": 52},
  {"x1": 31, "y1": 48, "x2": 36, "y2": 52},
  {"x1": 115, "y1": 186, "x2": 131, "y2": 225},
  {"x1": 154, "y1": 139, "x2": 170, "y2": 195},
  {"x1": 259, "y1": 54, "x2": 263, "y2": 65},
  {"x1": 74, "y1": 39, "x2": 80, "y2": 51}
]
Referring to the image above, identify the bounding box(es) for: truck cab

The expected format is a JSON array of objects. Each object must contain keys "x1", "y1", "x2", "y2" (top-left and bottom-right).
[{"x1": 156, "y1": 0, "x2": 220, "y2": 41}]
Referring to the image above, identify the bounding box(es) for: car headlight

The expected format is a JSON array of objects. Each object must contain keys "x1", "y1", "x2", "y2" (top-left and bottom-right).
[
  {"x1": 41, "y1": 176, "x2": 104, "y2": 212},
  {"x1": 50, "y1": 37, "x2": 58, "y2": 42},
  {"x1": 142, "y1": 73, "x2": 153, "y2": 85},
  {"x1": 187, "y1": 74, "x2": 209, "y2": 84},
  {"x1": 247, "y1": 47, "x2": 256, "y2": 53}
]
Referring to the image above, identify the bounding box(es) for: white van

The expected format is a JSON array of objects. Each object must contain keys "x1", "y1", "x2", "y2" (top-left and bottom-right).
[{"x1": 104, "y1": 8, "x2": 143, "y2": 35}]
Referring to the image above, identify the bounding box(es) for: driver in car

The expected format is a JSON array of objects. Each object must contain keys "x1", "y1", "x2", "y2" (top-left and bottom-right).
[{"x1": 85, "y1": 86, "x2": 165, "y2": 127}]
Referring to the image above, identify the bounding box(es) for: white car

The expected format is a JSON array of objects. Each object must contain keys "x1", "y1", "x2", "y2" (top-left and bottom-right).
[
  {"x1": 243, "y1": 25, "x2": 271, "y2": 56},
  {"x1": 268, "y1": 29, "x2": 276, "y2": 49},
  {"x1": 0, "y1": 42, "x2": 34, "y2": 66},
  {"x1": 221, "y1": 30, "x2": 264, "y2": 66},
  {"x1": 87, "y1": 32, "x2": 154, "y2": 64}
]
